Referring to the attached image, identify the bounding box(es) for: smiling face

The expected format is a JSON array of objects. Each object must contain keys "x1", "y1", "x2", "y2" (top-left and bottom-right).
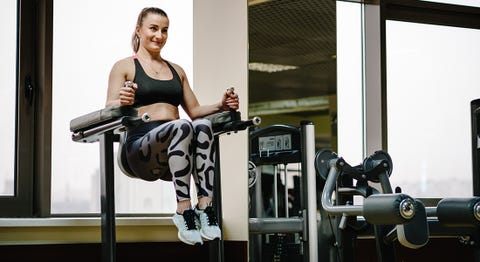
[{"x1": 136, "y1": 13, "x2": 169, "y2": 54}]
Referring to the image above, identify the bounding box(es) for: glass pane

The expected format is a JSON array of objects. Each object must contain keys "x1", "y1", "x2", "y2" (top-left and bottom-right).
[
  {"x1": 52, "y1": 0, "x2": 192, "y2": 213},
  {"x1": 0, "y1": 1, "x2": 17, "y2": 196},
  {"x1": 336, "y1": 1, "x2": 364, "y2": 164},
  {"x1": 421, "y1": 0, "x2": 480, "y2": 8},
  {"x1": 386, "y1": 21, "x2": 480, "y2": 198}
]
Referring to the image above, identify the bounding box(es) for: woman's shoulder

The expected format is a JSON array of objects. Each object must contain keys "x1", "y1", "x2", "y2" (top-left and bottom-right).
[
  {"x1": 165, "y1": 60, "x2": 186, "y2": 76},
  {"x1": 110, "y1": 56, "x2": 136, "y2": 75},
  {"x1": 113, "y1": 56, "x2": 136, "y2": 68}
]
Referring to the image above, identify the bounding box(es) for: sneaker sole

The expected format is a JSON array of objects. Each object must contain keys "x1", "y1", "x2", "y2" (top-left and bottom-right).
[
  {"x1": 178, "y1": 232, "x2": 203, "y2": 246},
  {"x1": 200, "y1": 231, "x2": 221, "y2": 241}
]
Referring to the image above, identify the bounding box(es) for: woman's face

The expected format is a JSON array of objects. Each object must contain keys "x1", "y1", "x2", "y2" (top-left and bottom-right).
[{"x1": 136, "y1": 13, "x2": 169, "y2": 53}]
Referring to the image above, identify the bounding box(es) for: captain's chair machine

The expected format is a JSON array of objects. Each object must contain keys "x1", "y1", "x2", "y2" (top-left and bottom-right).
[{"x1": 70, "y1": 106, "x2": 260, "y2": 262}]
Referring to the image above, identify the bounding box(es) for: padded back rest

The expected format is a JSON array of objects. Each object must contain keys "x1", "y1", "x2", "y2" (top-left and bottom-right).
[{"x1": 117, "y1": 132, "x2": 139, "y2": 179}]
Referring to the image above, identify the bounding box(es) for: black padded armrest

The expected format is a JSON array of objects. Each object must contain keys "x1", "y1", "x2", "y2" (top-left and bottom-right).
[
  {"x1": 70, "y1": 106, "x2": 137, "y2": 133},
  {"x1": 204, "y1": 111, "x2": 241, "y2": 133}
]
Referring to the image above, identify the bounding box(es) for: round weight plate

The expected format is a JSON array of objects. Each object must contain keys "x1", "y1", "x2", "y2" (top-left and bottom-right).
[
  {"x1": 362, "y1": 150, "x2": 393, "y2": 177},
  {"x1": 315, "y1": 149, "x2": 338, "y2": 180}
]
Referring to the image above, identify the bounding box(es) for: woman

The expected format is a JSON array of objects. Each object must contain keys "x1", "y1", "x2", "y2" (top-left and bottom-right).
[{"x1": 105, "y1": 7, "x2": 239, "y2": 245}]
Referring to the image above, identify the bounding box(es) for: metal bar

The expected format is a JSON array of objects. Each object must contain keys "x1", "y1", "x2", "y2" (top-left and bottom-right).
[
  {"x1": 321, "y1": 162, "x2": 364, "y2": 216},
  {"x1": 210, "y1": 137, "x2": 224, "y2": 262},
  {"x1": 284, "y1": 164, "x2": 289, "y2": 218},
  {"x1": 274, "y1": 165, "x2": 278, "y2": 218},
  {"x1": 249, "y1": 217, "x2": 304, "y2": 234},
  {"x1": 99, "y1": 132, "x2": 116, "y2": 262},
  {"x1": 300, "y1": 121, "x2": 318, "y2": 262}
]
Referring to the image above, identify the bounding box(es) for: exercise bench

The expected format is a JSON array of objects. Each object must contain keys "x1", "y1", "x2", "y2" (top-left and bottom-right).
[{"x1": 70, "y1": 105, "x2": 260, "y2": 262}]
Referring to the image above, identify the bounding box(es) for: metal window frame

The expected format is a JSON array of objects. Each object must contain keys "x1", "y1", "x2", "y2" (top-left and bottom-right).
[
  {"x1": 0, "y1": 0, "x2": 52, "y2": 218},
  {"x1": 362, "y1": 0, "x2": 480, "y2": 195}
]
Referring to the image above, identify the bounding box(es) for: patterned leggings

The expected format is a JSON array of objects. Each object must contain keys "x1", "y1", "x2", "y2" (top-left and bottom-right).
[{"x1": 125, "y1": 118, "x2": 215, "y2": 202}]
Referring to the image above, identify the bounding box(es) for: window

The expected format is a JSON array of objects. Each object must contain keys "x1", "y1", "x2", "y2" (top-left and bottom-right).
[
  {"x1": 336, "y1": 1, "x2": 364, "y2": 164},
  {"x1": 0, "y1": 0, "x2": 17, "y2": 197},
  {"x1": 421, "y1": 0, "x2": 480, "y2": 8},
  {"x1": 51, "y1": 0, "x2": 192, "y2": 214},
  {"x1": 386, "y1": 21, "x2": 480, "y2": 198}
]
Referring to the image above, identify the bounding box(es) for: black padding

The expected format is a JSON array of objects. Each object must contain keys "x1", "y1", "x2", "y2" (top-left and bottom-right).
[
  {"x1": 117, "y1": 132, "x2": 139, "y2": 179},
  {"x1": 437, "y1": 197, "x2": 480, "y2": 226},
  {"x1": 204, "y1": 111, "x2": 240, "y2": 133},
  {"x1": 397, "y1": 199, "x2": 429, "y2": 249},
  {"x1": 363, "y1": 194, "x2": 412, "y2": 225},
  {"x1": 70, "y1": 106, "x2": 137, "y2": 132}
]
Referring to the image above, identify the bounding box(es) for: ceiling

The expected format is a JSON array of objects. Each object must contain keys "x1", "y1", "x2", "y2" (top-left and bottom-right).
[{"x1": 248, "y1": 0, "x2": 337, "y2": 104}]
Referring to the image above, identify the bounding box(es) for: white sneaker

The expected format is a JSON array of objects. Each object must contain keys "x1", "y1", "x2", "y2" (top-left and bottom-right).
[
  {"x1": 172, "y1": 210, "x2": 203, "y2": 245},
  {"x1": 195, "y1": 206, "x2": 222, "y2": 240}
]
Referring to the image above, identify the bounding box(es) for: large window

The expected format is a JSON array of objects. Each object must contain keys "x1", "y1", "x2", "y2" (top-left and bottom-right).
[
  {"x1": 336, "y1": 1, "x2": 363, "y2": 164},
  {"x1": 51, "y1": 0, "x2": 192, "y2": 214},
  {"x1": 0, "y1": 1, "x2": 17, "y2": 196},
  {"x1": 421, "y1": 0, "x2": 480, "y2": 7},
  {"x1": 386, "y1": 21, "x2": 480, "y2": 198}
]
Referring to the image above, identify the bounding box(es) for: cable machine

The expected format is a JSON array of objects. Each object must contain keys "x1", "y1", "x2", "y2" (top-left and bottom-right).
[{"x1": 248, "y1": 121, "x2": 318, "y2": 262}]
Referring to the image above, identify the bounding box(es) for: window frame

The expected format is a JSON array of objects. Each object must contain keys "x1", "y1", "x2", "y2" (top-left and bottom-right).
[
  {"x1": 0, "y1": 0, "x2": 52, "y2": 217},
  {"x1": 372, "y1": 0, "x2": 480, "y2": 194}
]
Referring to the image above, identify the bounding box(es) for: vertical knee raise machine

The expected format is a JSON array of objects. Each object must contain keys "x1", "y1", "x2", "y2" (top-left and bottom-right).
[{"x1": 70, "y1": 106, "x2": 260, "y2": 262}]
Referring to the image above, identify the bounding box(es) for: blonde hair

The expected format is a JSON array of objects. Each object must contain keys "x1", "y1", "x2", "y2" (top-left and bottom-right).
[{"x1": 131, "y1": 7, "x2": 168, "y2": 52}]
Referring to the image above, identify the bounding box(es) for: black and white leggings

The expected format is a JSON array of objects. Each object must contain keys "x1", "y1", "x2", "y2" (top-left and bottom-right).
[{"x1": 125, "y1": 118, "x2": 215, "y2": 202}]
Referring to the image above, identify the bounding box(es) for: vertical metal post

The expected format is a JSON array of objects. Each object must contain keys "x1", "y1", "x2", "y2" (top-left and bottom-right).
[
  {"x1": 470, "y1": 99, "x2": 480, "y2": 261},
  {"x1": 284, "y1": 164, "x2": 289, "y2": 218},
  {"x1": 472, "y1": 99, "x2": 480, "y2": 196},
  {"x1": 99, "y1": 132, "x2": 116, "y2": 262},
  {"x1": 300, "y1": 121, "x2": 318, "y2": 262},
  {"x1": 211, "y1": 136, "x2": 224, "y2": 262},
  {"x1": 274, "y1": 165, "x2": 279, "y2": 218}
]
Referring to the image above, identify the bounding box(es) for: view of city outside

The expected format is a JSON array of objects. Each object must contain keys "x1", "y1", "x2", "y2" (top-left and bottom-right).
[{"x1": 51, "y1": 0, "x2": 192, "y2": 213}]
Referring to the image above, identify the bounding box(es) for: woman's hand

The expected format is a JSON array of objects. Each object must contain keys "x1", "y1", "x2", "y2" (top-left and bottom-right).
[
  {"x1": 119, "y1": 81, "x2": 138, "y2": 106},
  {"x1": 220, "y1": 88, "x2": 239, "y2": 111}
]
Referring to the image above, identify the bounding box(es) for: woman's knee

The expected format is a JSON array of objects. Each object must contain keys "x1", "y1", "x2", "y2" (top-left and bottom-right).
[
  {"x1": 171, "y1": 119, "x2": 194, "y2": 138},
  {"x1": 192, "y1": 118, "x2": 213, "y2": 137}
]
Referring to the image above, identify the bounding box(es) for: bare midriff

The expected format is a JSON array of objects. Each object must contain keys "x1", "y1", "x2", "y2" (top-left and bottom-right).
[{"x1": 137, "y1": 102, "x2": 180, "y2": 121}]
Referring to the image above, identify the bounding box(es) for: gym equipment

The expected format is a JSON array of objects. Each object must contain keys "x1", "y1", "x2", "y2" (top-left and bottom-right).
[
  {"x1": 316, "y1": 148, "x2": 480, "y2": 261},
  {"x1": 248, "y1": 122, "x2": 317, "y2": 262},
  {"x1": 315, "y1": 150, "x2": 427, "y2": 262},
  {"x1": 70, "y1": 106, "x2": 260, "y2": 262}
]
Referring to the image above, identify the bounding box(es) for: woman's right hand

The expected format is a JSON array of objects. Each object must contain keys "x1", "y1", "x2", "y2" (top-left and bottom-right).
[{"x1": 119, "y1": 81, "x2": 137, "y2": 106}]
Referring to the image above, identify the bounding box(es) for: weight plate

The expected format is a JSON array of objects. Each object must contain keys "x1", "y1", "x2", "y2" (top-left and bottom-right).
[
  {"x1": 315, "y1": 149, "x2": 338, "y2": 180},
  {"x1": 362, "y1": 150, "x2": 393, "y2": 177}
]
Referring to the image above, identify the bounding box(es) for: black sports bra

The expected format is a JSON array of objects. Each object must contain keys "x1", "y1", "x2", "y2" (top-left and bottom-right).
[{"x1": 132, "y1": 58, "x2": 183, "y2": 107}]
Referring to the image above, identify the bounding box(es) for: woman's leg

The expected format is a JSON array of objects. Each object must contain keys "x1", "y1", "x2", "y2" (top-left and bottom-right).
[
  {"x1": 126, "y1": 119, "x2": 203, "y2": 245},
  {"x1": 191, "y1": 118, "x2": 221, "y2": 240},
  {"x1": 191, "y1": 118, "x2": 215, "y2": 204}
]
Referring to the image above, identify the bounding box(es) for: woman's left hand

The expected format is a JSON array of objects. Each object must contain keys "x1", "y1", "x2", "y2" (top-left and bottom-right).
[{"x1": 220, "y1": 88, "x2": 239, "y2": 111}]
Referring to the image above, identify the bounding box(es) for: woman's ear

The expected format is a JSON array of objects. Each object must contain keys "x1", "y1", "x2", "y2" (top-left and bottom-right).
[{"x1": 135, "y1": 26, "x2": 141, "y2": 38}]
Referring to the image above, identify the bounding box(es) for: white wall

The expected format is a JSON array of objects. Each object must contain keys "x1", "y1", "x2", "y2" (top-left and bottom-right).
[{"x1": 193, "y1": 0, "x2": 249, "y2": 241}]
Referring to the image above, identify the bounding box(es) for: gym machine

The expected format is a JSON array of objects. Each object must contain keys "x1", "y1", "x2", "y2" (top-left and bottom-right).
[
  {"x1": 316, "y1": 149, "x2": 480, "y2": 261},
  {"x1": 70, "y1": 106, "x2": 260, "y2": 262},
  {"x1": 248, "y1": 122, "x2": 318, "y2": 262}
]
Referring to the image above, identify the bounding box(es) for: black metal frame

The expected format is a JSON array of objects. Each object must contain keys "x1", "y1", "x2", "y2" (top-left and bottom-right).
[{"x1": 70, "y1": 110, "x2": 259, "y2": 262}]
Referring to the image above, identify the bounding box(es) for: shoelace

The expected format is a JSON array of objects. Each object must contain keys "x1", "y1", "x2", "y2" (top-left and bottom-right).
[
  {"x1": 182, "y1": 210, "x2": 197, "y2": 230},
  {"x1": 203, "y1": 206, "x2": 218, "y2": 226}
]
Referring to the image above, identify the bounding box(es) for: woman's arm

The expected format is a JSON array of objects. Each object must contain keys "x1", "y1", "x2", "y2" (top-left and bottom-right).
[
  {"x1": 105, "y1": 58, "x2": 136, "y2": 107},
  {"x1": 175, "y1": 63, "x2": 239, "y2": 119}
]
